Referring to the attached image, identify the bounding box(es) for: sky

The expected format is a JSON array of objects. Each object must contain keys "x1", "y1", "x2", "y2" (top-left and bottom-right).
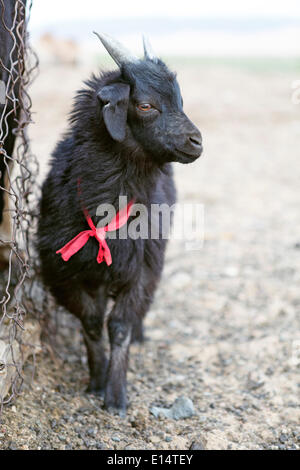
[
  {"x1": 29, "y1": 0, "x2": 300, "y2": 29},
  {"x1": 28, "y1": 0, "x2": 300, "y2": 57}
]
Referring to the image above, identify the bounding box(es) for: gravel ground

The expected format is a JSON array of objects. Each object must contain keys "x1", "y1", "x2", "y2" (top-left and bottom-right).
[{"x1": 0, "y1": 60, "x2": 299, "y2": 450}]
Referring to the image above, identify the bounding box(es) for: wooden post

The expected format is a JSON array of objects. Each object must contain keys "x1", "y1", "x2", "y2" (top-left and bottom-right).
[{"x1": 0, "y1": 320, "x2": 41, "y2": 402}]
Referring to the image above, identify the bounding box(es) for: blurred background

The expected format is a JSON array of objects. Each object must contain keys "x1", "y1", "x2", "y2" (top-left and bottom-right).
[
  {"x1": 30, "y1": 0, "x2": 300, "y2": 57},
  {"x1": 5, "y1": 0, "x2": 298, "y2": 450},
  {"x1": 28, "y1": 0, "x2": 300, "y2": 179}
]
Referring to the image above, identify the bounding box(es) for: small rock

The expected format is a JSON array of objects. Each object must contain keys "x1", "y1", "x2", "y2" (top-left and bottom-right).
[
  {"x1": 8, "y1": 441, "x2": 18, "y2": 450},
  {"x1": 150, "y1": 396, "x2": 195, "y2": 420},
  {"x1": 111, "y1": 436, "x2": 120, "y2": 442},
  {"x1": 246, "y1": 375, "x2": 264, "y2": 391},
  {"x1": 96, "y1": 442, "x2": 105, "y2": 450},
  {"x1": 279, "y1": 433, "x2": 288, "y2": 444},
  {"x1": 189, "y1": 439, "x2": 206, "y2": 450},
  {"x1": 130, "y1": 412, "x2": 147, "y2": 431},
  {"x1": 86, "y1": 428, "x2": 96, "y2": 437},
  {"x1": 171, "y1": 396, "x2": 195, "y2": 420},
  {"x1": 150, "y1": 406, "x2": 171, "y2": 419},
  {"x1": 169, "y1": 436, "x2": 188, "y2": 449},
  {"x1": 50, "y1": 419, "x2": 57, "y2": 430},
  {"x1": 150, "y1": 435, "x2": 161, "y2": 444}
]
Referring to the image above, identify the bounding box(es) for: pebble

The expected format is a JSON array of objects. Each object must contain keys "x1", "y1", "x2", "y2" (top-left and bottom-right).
[
  {"x1": 171, "y1": 397, "x2": 195, "y2": 420},
  {"x1": 8, "y1": 441, "x2": 18, "y2": 450},
  {"x1": 86, "y1": 428, "x2": 97, "y2": 437},
  {"x1": 279, "y1": 433, "x2": 288, "y2": 444},
  {"x1": 50, "y1": 419, "x2": 57, "y2": 430},
  {"x1": 150, "y1": 435, "x2": 161, "y2": 444},
  {"x1": 189, "y1": 440, "x2": 206, "y2": 450},
  {"x1": 150, "y1": 396, "x2": 195, "y2": 420},
  {"x1": 96, "y1": 442, "x2": 105, "y2": 449},
  {"x1": 130, "y1": 412, "x2": 147, "y2": 431}
]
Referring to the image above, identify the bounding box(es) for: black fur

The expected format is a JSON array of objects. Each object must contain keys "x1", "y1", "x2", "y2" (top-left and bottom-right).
[{"x1": 37, "y1": 55, "x2": 202, "y2": 415}]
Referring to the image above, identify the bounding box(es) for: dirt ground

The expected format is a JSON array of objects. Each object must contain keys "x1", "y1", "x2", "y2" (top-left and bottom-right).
[{"x1": 0, "y1": 59, "x2": 300, "y2": 450}]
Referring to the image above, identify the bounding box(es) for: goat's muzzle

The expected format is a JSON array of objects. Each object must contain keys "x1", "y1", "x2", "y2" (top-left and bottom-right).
[{"x1": 174, "y1": 127, "x2": 203, "y2": 163}]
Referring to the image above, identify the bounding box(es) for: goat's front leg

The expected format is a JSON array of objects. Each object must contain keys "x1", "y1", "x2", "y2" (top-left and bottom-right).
[
  {"x1": 104, "y1": 287, "x2": 149, "y2": 416},
  {"x1": 104, "y1": 312, "x2": 132, "y2": 416},
  {"x1": 104, "y1": 269, "x2": 158, "y2": 415}
]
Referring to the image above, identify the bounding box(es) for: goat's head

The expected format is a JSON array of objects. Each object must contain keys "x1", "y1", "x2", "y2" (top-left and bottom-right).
[{"x1": 95, "y1": 32, "x2": 202, "y2": 164}]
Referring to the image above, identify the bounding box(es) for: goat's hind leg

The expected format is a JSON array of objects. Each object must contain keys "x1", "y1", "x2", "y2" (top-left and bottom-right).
[
  {"x1": 52, "y1": 284, "x2": 108, "y2": 396},
  {"x1": 131, "y1": 318, "x2": 145, "y2": 343},
  {"x1": 82, "y1": 287, "x2": 108, "y2": 395}
]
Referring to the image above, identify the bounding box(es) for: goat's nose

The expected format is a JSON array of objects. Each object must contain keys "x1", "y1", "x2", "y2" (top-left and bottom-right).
[{"x1": 189, "y1": 135, "x2": 202, "y2": 149}]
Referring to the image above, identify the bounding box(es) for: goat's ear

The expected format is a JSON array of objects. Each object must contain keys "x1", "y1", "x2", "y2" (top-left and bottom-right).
[{"x1": 97, "y1": 83, "x2": 130, "y2": 142}]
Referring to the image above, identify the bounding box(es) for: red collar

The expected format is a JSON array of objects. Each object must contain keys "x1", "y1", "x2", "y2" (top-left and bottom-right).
[{"x1": 56, "y1": 199, "x2": 134, "y2": 266}]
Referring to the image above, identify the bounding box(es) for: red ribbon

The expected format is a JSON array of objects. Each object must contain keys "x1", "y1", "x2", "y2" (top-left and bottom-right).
[{"x1": 56, "y1": 200, "x2": 134, "y2": 266}]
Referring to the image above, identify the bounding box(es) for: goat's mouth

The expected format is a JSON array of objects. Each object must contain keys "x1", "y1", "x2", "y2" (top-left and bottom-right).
[{"x1": 174, "y1": 147, "x2": 202, "y2": 163}]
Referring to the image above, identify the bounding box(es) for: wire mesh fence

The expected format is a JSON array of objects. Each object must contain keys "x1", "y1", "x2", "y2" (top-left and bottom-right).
[{"x1": 0, "y1": 0, "x2": 40, "y2": 412}]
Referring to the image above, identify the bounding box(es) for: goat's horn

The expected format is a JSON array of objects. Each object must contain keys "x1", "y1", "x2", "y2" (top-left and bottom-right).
[
  {"x1": 143, "y1": 35, "x2": 158, "y2": 63},
  {"x1": 93, "y1": 31, "x2": 139, "y2": 67}
]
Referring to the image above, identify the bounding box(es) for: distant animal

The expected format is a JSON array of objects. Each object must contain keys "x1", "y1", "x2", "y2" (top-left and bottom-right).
[
  {"x1": 38, "y1": 33, "x2": 79, "y2": 66},
  {"x1": 37, "y1": 33, "x2": 202, "y2": 415}
]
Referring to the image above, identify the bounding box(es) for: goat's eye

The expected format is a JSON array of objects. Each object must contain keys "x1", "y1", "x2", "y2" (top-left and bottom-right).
[{"x1": 137, "y1": 103, "x2": 153, "y2": 112}]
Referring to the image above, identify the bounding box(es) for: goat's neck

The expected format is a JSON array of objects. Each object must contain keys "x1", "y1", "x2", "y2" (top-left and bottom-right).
[{"x1": 78, "y1": 149, "x2": 167, "y2": 215}]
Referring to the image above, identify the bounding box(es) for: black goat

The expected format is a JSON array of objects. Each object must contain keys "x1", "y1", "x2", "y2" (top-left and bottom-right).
[{"x1": 37, "y1": 33, "x2": 202, "y2": 415}]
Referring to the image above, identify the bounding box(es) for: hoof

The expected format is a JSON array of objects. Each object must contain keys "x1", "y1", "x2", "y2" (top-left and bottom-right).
[
  {"x1": 85, "y1": 383, "x2": 105, "y2": 398},
  {"x1": 104, "y1": 389, "x2": 127, "y2": 417},
  {"x1": 131, "y1": 325, "x2": 145, "y2": 344},
  {"x1": 104, "y1": 404, "x2": 127, "y2": 418}
]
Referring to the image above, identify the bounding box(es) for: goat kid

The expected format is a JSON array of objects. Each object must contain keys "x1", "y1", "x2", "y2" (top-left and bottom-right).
[{"x1": 37, "y1": 33, "x2": 203, "y2": 415}]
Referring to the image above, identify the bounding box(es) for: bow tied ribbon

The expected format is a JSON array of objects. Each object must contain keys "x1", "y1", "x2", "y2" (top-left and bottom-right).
[{"x1": 56, "y1": 200, "x2": 134, "y2": 266}]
